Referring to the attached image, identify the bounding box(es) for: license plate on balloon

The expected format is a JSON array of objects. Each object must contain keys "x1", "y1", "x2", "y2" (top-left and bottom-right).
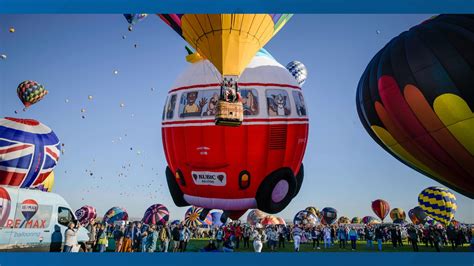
[{"x1": 191, "y1": 171, "x2": 226, "y2": 186}]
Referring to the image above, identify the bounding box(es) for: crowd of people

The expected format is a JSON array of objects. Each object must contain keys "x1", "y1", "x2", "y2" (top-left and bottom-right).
[{"x1": 61, "y1": 219, "x2": 473, "y2": 253}]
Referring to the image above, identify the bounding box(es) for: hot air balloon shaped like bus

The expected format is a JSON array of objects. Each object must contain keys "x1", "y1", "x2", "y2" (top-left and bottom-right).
[{"x1": 162, "y1": 49, "x2": 309, "y2": 222}]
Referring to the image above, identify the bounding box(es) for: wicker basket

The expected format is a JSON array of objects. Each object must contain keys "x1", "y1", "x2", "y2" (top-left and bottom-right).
[{"x1": 215, "y1": 101, "x2": 243, "y2": 126}]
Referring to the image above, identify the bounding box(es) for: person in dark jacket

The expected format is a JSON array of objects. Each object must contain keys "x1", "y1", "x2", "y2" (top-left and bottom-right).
[
  {"x1": 390, "y1": 226, "x2": 398, "y2": 248},
  {"x1": 407, "y1": 225, "x2": 419, "y2": 252},
  {"x1": 375, "y1": 226, "x2": 384, "y2": 251}
]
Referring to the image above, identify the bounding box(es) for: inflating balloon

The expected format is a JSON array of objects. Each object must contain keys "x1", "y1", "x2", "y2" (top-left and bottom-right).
[
  {"x1": 75, "y1": 205, "x2": 97, "y2": 225},
  {"x1": 321, "y1": 207, "x2": 337, "y2": 225},
  {"x1": 418, "y1": 186, "x2": 457, "y2": 226},
  {"x1": 286, "y1": 61, "x2": 308, "y2": 86},
  {"x1": 351, "y1": 217, "x2": 361, "y2": 224},
  {"x1": 162, "y1": 49, "x2": 308, "y2": 220},
  {"x1": 210, "y1": 212, "x2": 224, "y2": 227},
  {"x1": 408, "y1": 206, "x2": 429, "y2": 225},
  {"x1": 247, "y1": 209, "x2": 267, "y2": 226},
  {"x1": 0, "y1": 118, "x2": 61, "y2": 188},
  {"x1": 0, "y1": 187, "x2": 11, "y2": 227},
  {"x1": 338, "y1": 216, "x2": 350, "y2": 224},
  {"x1": 261, "y1": 215, "x2": 279, "y2": 225},
  {"x1": 103, "y1": 207, "x2": 128, "y2": 224},
  {"x1": 184, "y1": 206, "x2": 204, "y2": 227},
  {"x1": 362, "y1": 216, "x2": 381, "y2": 225},
  {"x1": 357, "y1": 14, "x2": 474, "y2": 199},
  {"x1": 390, "y1": 208, "x2": 406, "y2": 223},
  {"x1": 293, "y1": 210, "x2": 318, "y2": 226},
  {"x1": 142, "y1": 204, "x2": 169, "y2": 225},
  {"x1": 371, "y1": 199, "x2": 390, "y2": 222},
  {"x1": 305, "y1": 206, "x2": 321, "y2": 218},
  {"x1": 17, "y1": 81, "x2": 48, "y2": 108}
]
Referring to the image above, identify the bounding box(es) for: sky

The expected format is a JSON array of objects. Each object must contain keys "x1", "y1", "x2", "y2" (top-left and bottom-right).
[{"x1": 0, "y1": 14, "x2": 472, "y2": 223}]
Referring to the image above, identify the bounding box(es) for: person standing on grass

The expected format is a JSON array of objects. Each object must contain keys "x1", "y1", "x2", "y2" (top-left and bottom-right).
[
  {"x1": 396, "y1": 225, "x2": 403, "y2": 247},
  {"x1": 171, "y1": 225, "x2": 181, "y2": 252},
  {"x1": 311, "y1": 226, "x2": 320, "y2": 250},
  {"x1": 375, "y1": 226, "x2": 384, "y2": 251},
  {"x1": 234, "y1": 223, "x2": 242, "y2": 249},
  {"x1": 146, "y1": 225, "x2": 158, "y2": 252},
  {"x1": 323, "y1": 226, "x2": 332, "y2": 249},
  {"x1": 349, "y1": 227, "x2": 358, "y2": 250},
  {"x1": 365, "y1": 225, "x2": 374, "y2": 249},
  {"x1": 182, "y1": 225, "x2": 191, "y2": 252},
  {"x1": 113, "y1": 226, "x2": 124, "y2": 252},
  {"x1": 216, "y1": 227, "x2": 224, "y2": 248},
  {"x1": 97, "y1": 224, "x2": 108, "y2": 253},
  {"x1": 63, "y1": 222, "x2": 78, "y2": 252},
  {"x1": 277, "y1": 225, "x2": 286, "y2": 248},
  {"x1": 292, "y1": 224, "x2": 303, "y2": 252},
  {"x1": 243, "y1": 226, "x2": 251, "y2": 249},
  {"x1": 407, "y1": 225, "x2": 419, "y2": 252},
  {"x1": 337, "y1": 225, "x2": 347, "y2": 249}
]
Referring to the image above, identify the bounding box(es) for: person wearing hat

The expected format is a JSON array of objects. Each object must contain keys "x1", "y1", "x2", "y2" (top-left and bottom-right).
[{"x1": 252, "y1": 224, "x2": 264, "y2": 252}]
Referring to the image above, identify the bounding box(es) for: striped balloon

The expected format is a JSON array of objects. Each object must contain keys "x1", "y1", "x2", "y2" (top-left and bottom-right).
[
  {"x1": 294, "y1": 210, "x2": 319, "y2": 226},
  {"x1": 389, "y1": 208, "x2": 406, "y2": 223},
  {"x1": 338, "y1": 216, "x2": 350, "y2": 224},
  {"x1": 184, "y1": 206, "x2": 204, "y2": 227},
  {"x1": 75, "y1": 205, "x2": 97, "y2": 225},
  {"x1": 305, "y1": 206, "x2": 321, "y2": 219},
  {"x1": 351, "y1": 217, "x2": 361, "y2": 224},
  {"x1": 418, "y1": 187, "x2": 457, "y2": 226},
  {"x1": 371, "y1": 199, "x2": 390, "y2": 222},
  {"x1": 142, "y1": 204, "x2": 169, "y2": 225}
]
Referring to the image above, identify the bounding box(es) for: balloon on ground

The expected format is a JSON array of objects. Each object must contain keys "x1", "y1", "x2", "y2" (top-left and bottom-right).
[
  {"x1": 418, "y1": 186, "x2": 457, "y2": 226},
  {"x1": 142, "y1": 204, "x2": 169, "y2": 225}
]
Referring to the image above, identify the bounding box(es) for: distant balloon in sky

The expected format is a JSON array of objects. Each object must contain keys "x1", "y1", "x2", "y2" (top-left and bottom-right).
[
  {"x1": 17, "y1": 81, "x2": 48, "y2": 108},
  {"x1": 0, "y1": 54, "x2": 6, "y2": 60},
  {"x1": 9, "y1": 27, "x2": 15, "y2": 33},
  {"x1": 357, "y1": 14, "x2": 474, "y2": 199},
  {"x1": 0, "y1": 117, "x2": 61, "y2": 189},
  {"x1": 113, "y1": 70, "x2": 119, "y2": 75},
  {"x1": 88, "y1": 95, "x2": 93, "y2": 100},
  {"x1": 286, "y1": 61, "x2": 308, "y2": 86},
  {"x1": 123, "y1": 14, "x2": 147, "y2": 31},
  {"x1": 376, "y1": 30, "x2": 381, "y2": 34},
  {"x1": 81, "y1": 108, "x2": 86, "y2": 113}
]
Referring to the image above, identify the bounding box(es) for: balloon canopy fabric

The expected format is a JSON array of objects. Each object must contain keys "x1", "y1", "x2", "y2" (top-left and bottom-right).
[
  {"x1": 409, "y1": 206, "x2": 429, "y2": 225},
  {"x1": 371, "y1": 199, "x2": 390, "y2": 222},
  {"x1": 210, "y1": 212, "x2": 224, "y2": 227},
  {"x1": 35, "y1": 171, "x2": 54, "y2": 192},
  {"x1": 261, "y1": 215, "x2": 279, "y2": 225},
  {"x1": 123, "y1": 14, "x2": 147, "y2": 25},
  {"x1": 0, "y1": 187, "x2": 11, "y2": 227},
  {"x1": 75, "y1": 205, "x2": 97, "y2": 225},
  {"x1": 286, "y1": 61, "x2": 308, "y2": 86},
  {"x1": 321, "y1": 207, "x2": 337, "y2": 225},
  {"x1": 184, "y1": 206, "x2": 204, "y2": 227},
  {"x1": 418, "y1": 186, "x2": 457, "y2": 226},
  {"x1": 17, "y1": 81, "x2": 48, "y2": 108},
  {"x1": 356, "y1": 14, "x2": 474, "y2": 199},
  {"x1": 142, "y1": 204, "x2": 170, "y2": 225},
  {"x1": 0, "y1": 117, "x2": 61, "y2": 189},
  {"x1": 247, "y1": 209, "x2": 267, "y2": 226},
  {"x1": 276, "y1": 217, "x2": 286, "y2": 225},
  {"x1": 293, "y1": 210, "x2": 318, "y2": 226},
  {"x1": 351, "y1": 217, "x2": 362, "y2": 224},
  {"x1": 103, "y1": 207, "x2": 128, "y2": 224},
  {"x1": 305, "y1": 206, "x2": 321, "y2": 218},
  {"x1": 390, "y1": 208, "x2": 406, "y2": 222},
  {"x1": 159, "y1": 14, "x2": 292, "y2": 77},
  {"x1": 338, "y1": 216, "x2": 350, "y2": 224},
  {"x1": 362, "y1": 216, "x2": 381, "y2": 225}
]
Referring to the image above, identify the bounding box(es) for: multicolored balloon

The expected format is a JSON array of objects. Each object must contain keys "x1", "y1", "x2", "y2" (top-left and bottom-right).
[
  {"x1": 0, "y1": 117, "x2": 61, "y2": 189},
  {"x1": 103, "y1": 207, "x2": 128, "y2": 224},
  {"x1": 372, "y1": 199, "x2": 390, "y2": 222},
  {"x1": 362, "y1": 216, "x2": 381, "y2": 225},
  {"x1": 0, "y1": 187, "x2": 11, "y2": 227},
  {"x1": 142, "y1": 204, "x2": 169, "y2": 225},
  {"x1": 356, "y1": 14, "x2": 474, "y2": 199},
  {"x1": 35, "y1": 171, "x2": 54, "y2": 192},
  {"x1": 159, "y1": 14, "x2": 292, "y2": 79},
  {"x1": 286, "y1": 61, "x2": 308, "y2": 86},
  {"x1": 390, "y1": 208, "x2": 406, "y2": 223},
  {"x1": 247, "y1": 209, "x2": 267, "y2": 226},
  {"x1": 293, "y1": 210, "x2": 318, "y2": 226},
  {"x1": 184, "y1": 206, "x2": 204, "y2": 227},
  {"x1": 171, "y1": 220, "x2": 180, "y2": 226},
  {"x1": 123, "y1": 14, "x2": 147, "y2": 31},
  {"x1": 418, "y1": 186, "x2": 457, "y2": 226},
  {"x1": 261, "y1": 215, "x2": 279, "y2": 225},
  {"x1": 338, "y1": 216, "x2": 350, "y2": 224},
  {"x1": 321, "y1": 207, "x2": 337, "y2": 225},
  {"x1": 305, "y1": 206, "x2": 321, "y2": 218},
  {"x1": 210, "y1": 212, "x2": 224, "y2": 227},
  {"x1": 17, "y1": 81, "x2": 48, "y2": 108},
  {"x1": 75, "y1": 205, "x2": 97, "y2": 225},
  {"x1": 409, "y1": 206, "x2": 431, "y2": 225},
  {"x1": 351, "y1": 217, "x2": 362, "y2": 224}
]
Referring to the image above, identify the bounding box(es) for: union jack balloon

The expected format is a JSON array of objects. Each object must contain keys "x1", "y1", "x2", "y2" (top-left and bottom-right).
[{"x1": 0, "y1": 117, "x2": 61, "y2": 189}]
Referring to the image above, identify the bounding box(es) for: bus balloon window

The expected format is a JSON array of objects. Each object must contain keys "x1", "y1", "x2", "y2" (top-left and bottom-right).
[
  {"x1": 241, "y1": 89, "x2": 259, "y2": 116},
  {"x1": 292, "y1": 91, "x2": 307, "y2": 116},
  {"x1": 166, "y1": 94, "x2": 177, "y2": 120},
  {"x1": 266, "y1": 89, "x2": 291, "y2": 116},
  {"x1": 162, "y1": 96, "x2": 169, "y2": 120},
  {"x1": 200, "y1": 90, "x2": 220, "y2": 117},
  {"x1": 179, "y1": 91, "x2": 205, "y2": 118},
  {"x1": 57, "y1": 207, "x2": 74, "y2": 227}
]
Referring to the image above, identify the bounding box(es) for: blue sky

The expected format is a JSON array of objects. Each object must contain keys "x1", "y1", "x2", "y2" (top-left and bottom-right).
[{"x1": 0, "y1": 14, "x2": 471, "y2": 222}]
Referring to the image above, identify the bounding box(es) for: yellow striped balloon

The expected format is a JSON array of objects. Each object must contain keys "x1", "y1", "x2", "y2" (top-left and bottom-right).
[{"x1": 418, "y1": 187, "x2": 457, "y2": 226}]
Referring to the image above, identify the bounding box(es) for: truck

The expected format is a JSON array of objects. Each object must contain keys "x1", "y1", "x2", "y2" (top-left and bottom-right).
[{"x1": 0, "y1": 186, "x2": 89, "y2": 251}]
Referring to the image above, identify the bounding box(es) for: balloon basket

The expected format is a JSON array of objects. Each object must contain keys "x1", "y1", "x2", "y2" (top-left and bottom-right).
[{"x1": 215, "y1": 101, "x2": 243, "y2": 127}]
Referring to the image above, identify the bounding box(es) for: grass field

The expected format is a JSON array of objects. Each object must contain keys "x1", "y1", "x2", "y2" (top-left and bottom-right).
[{"x1": 107, "y1": 238, "x2": 472, "y2": 252}]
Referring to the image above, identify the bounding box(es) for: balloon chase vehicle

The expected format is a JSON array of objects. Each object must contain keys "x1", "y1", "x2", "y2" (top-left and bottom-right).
[{"x1": 162, "y1": 49, "x2": 309, "y2": 222}]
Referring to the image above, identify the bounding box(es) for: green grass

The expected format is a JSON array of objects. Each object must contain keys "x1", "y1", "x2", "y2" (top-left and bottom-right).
[{"x1": 183, "y1": 239, "x2": 471, "y2": 252}]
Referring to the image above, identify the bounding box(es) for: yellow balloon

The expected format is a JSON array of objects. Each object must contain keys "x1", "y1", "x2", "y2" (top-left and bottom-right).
[{"x1": 40, "y1": 172, "x2": 55, "y2": 192}]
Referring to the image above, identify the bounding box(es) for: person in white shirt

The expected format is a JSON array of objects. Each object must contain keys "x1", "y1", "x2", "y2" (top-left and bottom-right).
[
  {"x1": 292, "y1": 225, "x2": 303, "y2": 252},
  {"x1": 323, "y1": 226, "x2": 332, "y2": 249},
  {"x1": 63, "y1": 222, "x2": 79, "y2": 252},
  {"x1": 252, "y1": 224, "x2": 264, "y2": 252}
]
